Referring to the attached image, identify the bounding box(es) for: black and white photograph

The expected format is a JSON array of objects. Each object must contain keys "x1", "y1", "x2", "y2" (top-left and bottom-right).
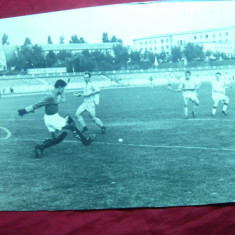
[{"x1": 0, "y1": 0, "x2": 235, "y2": 211}]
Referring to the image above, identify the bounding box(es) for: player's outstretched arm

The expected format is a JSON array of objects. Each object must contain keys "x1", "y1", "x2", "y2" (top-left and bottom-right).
[
  {"x1": 18, "y1": 96, "x2": 51, "y2": 117},
  {"x1": 18, "y1": 105, "x2": 34, "y2": 116},
  {"x1": 168, "y1": 84, "x2": 181, "y2": 92}
]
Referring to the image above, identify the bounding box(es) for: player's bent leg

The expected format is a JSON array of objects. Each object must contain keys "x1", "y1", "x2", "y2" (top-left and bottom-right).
[
  {"x1": 75, "y1": 106, "x2": 88, "y2": 132},
  {"x1": 89, "y1": 112, "x2": 106, "y2": 134},
  {"x1": 192, "y1": 99, "x2": 199, "y2": 118},
  {"x1": 220, "y1": 96, "x2": 229, "y2": 115},
  {"x1": 35, "y1": 132, "x2": 68, "y2": 158},
  {"x1": 63, "y1": 115, "x2": 95, "y2": 146},
  {"x1": 212, "y1": 99, "x2": 218, "y2": 117},
  {"x1": 77, "y1": 115, "x2": 88, "y2": 132},
  {"x1": 64, "y1": 114, "x2": 76, "y2": 126},
  {"x1": 212, "y1": 105, "x2": 217, "y2": 117},
  {"x1": 183, "y1": 98, "x2": 189, "y2": 119}
]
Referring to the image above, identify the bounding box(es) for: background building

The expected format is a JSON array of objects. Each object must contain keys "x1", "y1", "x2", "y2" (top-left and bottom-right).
[
  {"x1": 41, "y1": 42, "x2": 121, "y2": 56},
  {"x1": 133, "y1": 25, "x2": 235, "y2": 57}
]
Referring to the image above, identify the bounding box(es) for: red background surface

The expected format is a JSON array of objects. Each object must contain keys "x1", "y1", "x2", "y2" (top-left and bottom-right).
[{"x1": 0, "y1": 1, "x2": 234, "y2": 234}]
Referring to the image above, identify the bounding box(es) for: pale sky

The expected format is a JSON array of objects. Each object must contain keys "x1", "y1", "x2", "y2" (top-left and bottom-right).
[{"x1": 1, "y1": 1, "x2": 235, "y2": 47}]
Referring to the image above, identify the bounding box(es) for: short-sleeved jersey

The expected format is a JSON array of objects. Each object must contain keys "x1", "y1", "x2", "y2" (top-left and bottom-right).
[
  {"x1": 212, "y1": 79, "x2": 226, "y2": 94},
  {"x1": 178, "y1": 78, "x2": 199, "y2": 96},
  {"x1": 83, "y1": 82, "x2": 100, "y2": 105},
  {"x1": 30, "y1": 92, "x2": 65, "y2": 115}
]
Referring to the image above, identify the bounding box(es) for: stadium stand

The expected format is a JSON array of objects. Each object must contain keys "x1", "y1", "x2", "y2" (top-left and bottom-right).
[{"x1": 0, "y1": 67, "x2": 234, "y2": 95}]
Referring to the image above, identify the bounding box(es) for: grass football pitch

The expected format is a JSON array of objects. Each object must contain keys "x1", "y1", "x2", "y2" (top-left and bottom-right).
[{"x1": 0, "y1": 83, "x2": 234, "y2": 210}]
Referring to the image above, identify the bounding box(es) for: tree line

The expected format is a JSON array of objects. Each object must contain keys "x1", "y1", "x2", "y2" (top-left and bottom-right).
[{"x1": 2, "y1": 33, "x2": 232, "y2": 73}]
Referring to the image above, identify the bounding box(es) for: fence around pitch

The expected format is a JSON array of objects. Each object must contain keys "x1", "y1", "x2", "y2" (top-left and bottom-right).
[{"x1": 0, "y1": 66, "x2": 234, "y2": 95}]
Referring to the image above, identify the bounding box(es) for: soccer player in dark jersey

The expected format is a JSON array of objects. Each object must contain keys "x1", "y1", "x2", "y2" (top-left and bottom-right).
[{"x1": 18, "y1": 79, "x2": 95, "y2": 158}]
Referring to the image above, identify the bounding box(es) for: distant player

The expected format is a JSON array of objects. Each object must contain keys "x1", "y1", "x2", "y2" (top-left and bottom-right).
[
  {"x1": 211, "y1": 72, "x2": 231, "y2": 117},
  {"x1": 149, "y1": 76, "x2": 154, "y2": 88},
  {"x1": 74, "y1": 72, "x2": 106, "y2": 134},
  {"x1": 18, "y1": 79, "x2": 95, "y2": 158},
  {"x1": 168, "y1": 71, "x2": 200, "y2": 119}
]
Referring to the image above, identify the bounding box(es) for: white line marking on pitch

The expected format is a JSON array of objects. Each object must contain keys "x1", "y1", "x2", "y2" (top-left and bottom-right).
[
  {"x1": 7, "y1": 138, "x2": 235, "y2": 152},
  {"x1": 0, "y1": 127, "x2": 12, "y2": 140}
]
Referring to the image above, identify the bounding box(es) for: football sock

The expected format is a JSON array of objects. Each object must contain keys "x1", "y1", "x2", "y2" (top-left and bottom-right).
[
  {"x1": 38, "y1": 132, "x2": 67, "y2": 150},
  {"x1": 212, "y1": 107, "x2": 217, "y2": 115},
  {"x1": 223, "y1": 103, "x2": 228, "y2": 112}
]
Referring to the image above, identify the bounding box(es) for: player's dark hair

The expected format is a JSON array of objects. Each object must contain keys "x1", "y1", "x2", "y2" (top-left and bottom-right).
[
  {"x1": 185, "y1": 71, "x2": 191, "y2": 75},
  {"x1": 216, "y1": 72, "x2": 221, "y2": 76},
  {"x1": 84, "y1": 72, "x2": 91, "y2": 78},
  {"x1": 54, "y1": 79, "x2": 67, "y2": 88}
]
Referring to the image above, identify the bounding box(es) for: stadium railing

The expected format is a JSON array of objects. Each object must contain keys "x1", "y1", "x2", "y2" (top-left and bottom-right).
[{"x1": 0, "y1": 66, "x2": 234, "y2": 95}]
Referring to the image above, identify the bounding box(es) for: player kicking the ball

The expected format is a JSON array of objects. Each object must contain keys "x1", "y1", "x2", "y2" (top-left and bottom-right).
[
  {"x1": 211, "y1": 72, "x2": 231, "y2": 117},
  {"x1": 74, "y1": 72, "x2": 106, "y2": 134},
  {"x1": 168, "y1": 71, "x2": 200, "y2": 119},
  {"x1": 18, "y1": 79, "x2": 95, "y2": 158}
]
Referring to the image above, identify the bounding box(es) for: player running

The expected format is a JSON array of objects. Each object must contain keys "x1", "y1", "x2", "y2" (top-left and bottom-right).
[
  {"x1": 74, "y1": 72, "x2": 106, "y2": 134},
  {"x1": 168, "y1": 71, "x2": 200, "y2": 119},
  {"x1": 18, "y1": 79, "x2": 95, "y2": 158},
  {"x1": 211, "y1": 72, "x2": 231, "y2": 117}
]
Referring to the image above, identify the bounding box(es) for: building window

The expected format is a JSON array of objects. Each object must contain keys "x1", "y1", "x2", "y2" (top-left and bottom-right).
[
  {"x1": 226, "y1": 32, "x2": 229, "y2": 36},
  {"x1": 154, "y1": 47, "x2": 157, "y2": 50},
  {"x1": 145, "y1": 41, "x2": 147, "y2": 45},
  {"x1": 154, "y1": 40, "x2": 156, "y2": 44},
  {"x1": 161, "y1": 46, "x2": 164, "y2": 50},
  {"x1": 205, "y1": 34, "x2": 208, "y2": 38},
  {"x1": 166, "y1": 45, "x2": 169, "y2": 49},
  {"x1": 140, "y1": 42, "x2": 143, "y2": 46},
  {"x1": 194, "y1": 36, "x2": 197, "y2": 40},
  {"x1": 161, "y1": 39, "x2": 164, "y2": 43},
  {"x1": 150, "y1": 47, "x2": 152, "y2": 50},
  {"x1": 149, "y1": 41, "x2": 152, "y2": 44},
  {"x1": 219, "y1": 33, "x2": 222, "y2": 36},
  {"x1": 166, "y1": 39, "x2": 168, "y2": 42},
  {"x1": 213, "y1": 34, "x2": 216, "y2": 38}
]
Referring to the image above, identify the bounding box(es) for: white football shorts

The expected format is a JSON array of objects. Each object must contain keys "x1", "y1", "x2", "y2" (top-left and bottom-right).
[
  {"x1": 212, "y1": 92, "x2": 229, "y2": 103},
  {"x1": 76, "y1": 102, "x2": 96, "y2": 116},
  {"x1": 183, "y1": 92, "x2": 199, "y2": 103},
  {"x1": 44, "y1": 113, "x2": 67, "y2": 132}
]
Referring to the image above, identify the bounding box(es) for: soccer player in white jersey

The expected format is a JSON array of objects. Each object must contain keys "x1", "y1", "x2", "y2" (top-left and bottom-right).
[
  {"x1": 74, "y1": 72, "x2": 106, "y2": 134},
  {"x1": 211, "y1": 72, "x2": 231, "y2": 117},
  {"x1": 169, "y1": 71, "x2": 200, "y2": 119},
  {"x1": 18, "y1": 79, "x2": 95, "y2": 158}
]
